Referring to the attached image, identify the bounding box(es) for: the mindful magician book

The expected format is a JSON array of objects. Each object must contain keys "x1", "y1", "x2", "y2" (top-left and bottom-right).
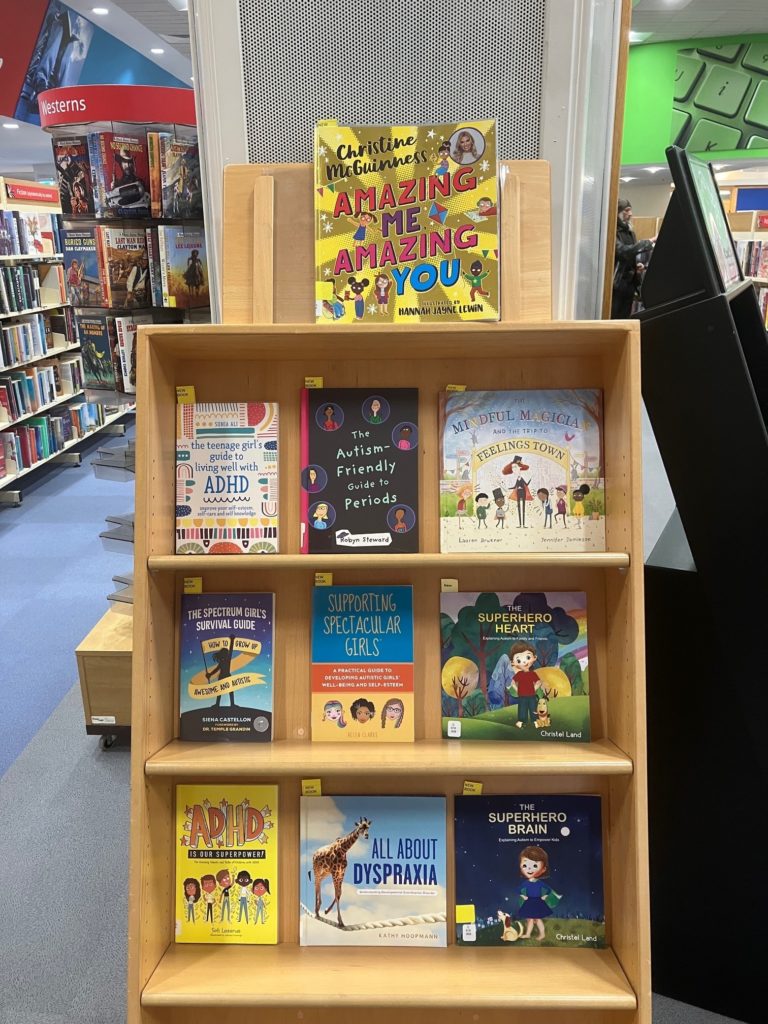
[
  {"x1": 440, "y1": 591, "x2": 590, "y2": 741},
  {"x1": 314, "y1": 119, "x2": 499, "y2": 324},
  {"x1": 300, "y1": 387, "x2": 418, "y2": 554},
  {"x1": 300, "y1": 795, "x2": 447, "y2": 946},
  {"x1": 454, "y1": 794, "x2": 604, "y2": 948},
  {"x1": 179, "y1": 593, "x2": 275, "y2": 742},
  {"x1": 176, "y1": 401, "x2": 279, "y2": 554},
  {"x1": 176, "y1": 784, "x2": 278, "y2": 944},
  {"x1": 312, "y1": 585, "x2": 414, "y2": 742},
  {"x1": 440, "y1": 389, "x2": 605, "y2": 553}
]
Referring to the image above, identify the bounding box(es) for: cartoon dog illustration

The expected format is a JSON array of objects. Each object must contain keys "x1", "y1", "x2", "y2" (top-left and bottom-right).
[
  {"x1": 497, "y1": 910, "x2": 525, "y2": 941},
  {"x1": 534, "y1": 697, "x2": 551, "y2": 729}
]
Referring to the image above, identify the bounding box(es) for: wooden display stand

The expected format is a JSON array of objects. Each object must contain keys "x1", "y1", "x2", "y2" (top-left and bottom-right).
[
  {"x1": 127, "y1": 164, "x2": 649, "y2": 1024},
  {"x1": 76, "y1": 605, "x2": 133, "y2": 740}
]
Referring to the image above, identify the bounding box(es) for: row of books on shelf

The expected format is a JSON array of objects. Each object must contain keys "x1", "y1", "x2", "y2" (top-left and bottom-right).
[
  {"x1": 0, "y1": 309, "x2": 74, "y2": 369},
  {"x1": 0, "y1": 208, "x2": 63, "y2": 258},
  {"x1": 176, "y1": 389, "x2": 605, "y2": 557},
  {"x1": 0, "y1": 398, "x2": 110, "y2": 479},
  {"x1": 63, "y1": 224, "x2": 208, "y2": 310},
  {"x1": 0, "y1": 262, "x2": 67, "y2": 315},
  {"x1": 756, "y1": 286, "x2": 768, "y2": 327},
  {"x1": 176, "y1": 787, "x2": 604, "y2": 950},
  {"x1": 179, "y1": 588, "x2": 590, "y2": 745},
  {"x1": 54, "y1": 129, "x2": 202, "y2": 220},
  {"x1": 0, "y1": 354, "x2": 83, "y2": 424},
  {"x1": 735, "y1": 238, "x2": 768, "y2": 280}
]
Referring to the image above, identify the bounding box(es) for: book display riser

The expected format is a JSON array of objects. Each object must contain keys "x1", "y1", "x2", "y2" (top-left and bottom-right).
[{"x1": 128, "y1": 321, "x2": 649, "y2": 1024}]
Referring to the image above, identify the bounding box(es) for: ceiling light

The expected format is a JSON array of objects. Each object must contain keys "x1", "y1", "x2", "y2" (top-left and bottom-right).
[
  {"x1": 190, "y1": 76, "x2": 194, "y2": 82},
  {"x1": 713, "y1": 164, "x2": 726, "y2": 170},
  {"x1": 151, "y1": 48, "x2": 165, "y2": 55},
  {"x1": 620, "y1": 177, "x2": 636, "y2": 182},
  {"x1": 2, "y1": 123, "x2": 20, "y2": 130},
  {"x1": 92, "y1": 6, "x2": 109, "y2": 13},
  {"x1": 645, "y1": 166, "x2": 664, "y2": 174},
  {"x1": 629, "y1": 31, "x2": 652, "y2": 44}
]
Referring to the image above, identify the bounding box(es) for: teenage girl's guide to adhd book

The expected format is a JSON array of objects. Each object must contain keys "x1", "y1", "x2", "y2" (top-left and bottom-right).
[
  {"x1": 454, "y1": 794, "x2": 604, "y2": 948},
  {"x1": 314, "y1": 120, "x2": 499, "y2": 324},
  {"x1": 175, "y1": 784, "x2": 278, "y2": 944},
  {"x1": 176, "y1": 401, "x2": 279, "y2": 554},
  {"x1": 179, "y1": 593, "x2": 274, "y2": 742},
  {"x1": 440, "y1": 389, "x2": 605, "y2": 552},
  {"x1": 312, "y1": 585, "x2": 414, "y2": 742},
  {"x1": 300, "y1": 795, "x2": 447, "y2": 946},
  {"x1": 440, "y1": 591, "x2": 590, "y2": 741}
]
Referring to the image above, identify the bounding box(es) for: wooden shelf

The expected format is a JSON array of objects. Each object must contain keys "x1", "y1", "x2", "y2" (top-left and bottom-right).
[
  {"x1": 142, "y1": 944, "x2": 637, "y2": 1010},
  {"x1": 0, "y1": 342, "x2": 80, "y2": 373},
  {"x1": 0, "y1": 252, "x2": 63, "y2": 262},
  {"x1": 0, "y1": 301, "x2": 70, "y2": 320},
  {"x1": 145, "y1": 737, "x2": 633, "y2": 777},
  {"x1": 1, "y1": 388, "x2": 84, "y2": 429}
]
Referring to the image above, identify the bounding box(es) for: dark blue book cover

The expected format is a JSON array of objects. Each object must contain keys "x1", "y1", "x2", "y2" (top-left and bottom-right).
[
  {"x1": 454, "y1": 794, "x2": 604, "y2": 948},
  {"x1": 179, "y1": 593, "x2": 274, "y2": 742},
  {"x1": 62, "y1": 228, "x2": 106, "y2": 307}
]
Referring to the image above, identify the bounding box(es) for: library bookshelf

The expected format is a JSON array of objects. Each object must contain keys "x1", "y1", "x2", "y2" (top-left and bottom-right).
[{"x1": 128, "y1": 316, "x2": 649, "y2": 1024}]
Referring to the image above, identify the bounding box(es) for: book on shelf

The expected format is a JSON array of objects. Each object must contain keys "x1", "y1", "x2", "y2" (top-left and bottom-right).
[
  {"x1": 144, "y1": 227, "x2": 163, "y2": 306},
  {"x1": 311, "y1": 585, "x2": 414, "y2": 742},
  {"x1": 314, "y1": 119, "x2": 499, "y2": 324},
  {"x1": 113, "y1": 314, "x2": 150, "y2": 395},
  {"x1": 160, "y1": 132, "x2": 203, "y2": 219},
  {"x1": 146, "y1": 131, "x2": 168, "y2": 219},
  {"x1": 175, "y1": 401, "x2": 279, "y2": 554},
  {"x1": 179, "y1": 592, "x2": 275, "y2": 742},
  {"x1": 440, "y1": 591, "x2": 590, "y2": 740},
  {"x1": 62, "y1": 229, "x2": 107, "y2": 307},
  {"x1": 439, "y1": 389, "x2": 606, "y2": 552},
  {"x1": 300, "y1": 386, "x2": 419, "y2": 553},
  {"x1": 175, "y1": 784, "x2": 278, "y2": 944},
  {"x1": 157, "y1": 225, "x2": 208, "y2": 308},
  {"x1": 96, "y1": 227, "x2": 150, "y2": 309},
  {"x1": 53, "y1": 135, "x2": 95, "y2": 215},
  {"x1": 75, "y1": 315, "x2": 118, "y2": 390},
  {"x1": 37, "y1": 263, "x2": 66, "y2": 307},
  {"x1": 95, "y1": 131, "x2": 151, "y2": 218},
  {"x1": 454, "y1": 794, "x2": 605, "y2": 948},
  {"x1": 300, "y1": 795, "x2": 447, "y2": 946}
]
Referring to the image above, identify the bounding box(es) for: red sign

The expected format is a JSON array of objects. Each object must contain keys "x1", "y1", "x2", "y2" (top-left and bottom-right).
[
  {"x1": 757, "y1": 214, "x2": 768, "y2": 230},
  {"x1": 5, "y1": 182, "x2": 59, "y2": 206},
  {"x1": 37, "y1": 85, "x2": 196, "y2": 129}
]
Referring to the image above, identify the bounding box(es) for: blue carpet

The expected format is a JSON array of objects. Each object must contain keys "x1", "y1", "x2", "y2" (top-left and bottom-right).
[{"x1": 0, "y1": 421, "x2": 135, "y2": 777}]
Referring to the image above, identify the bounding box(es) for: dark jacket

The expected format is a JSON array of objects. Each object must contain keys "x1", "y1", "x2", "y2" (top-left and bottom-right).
[{"x1": 613, "y1": 219, "x2": 653, "y2": 300}]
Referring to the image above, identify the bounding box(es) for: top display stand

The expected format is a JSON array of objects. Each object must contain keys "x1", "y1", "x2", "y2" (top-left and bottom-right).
[{"x1": 37, "y1": 85, "x2": 196, "y2": 130}]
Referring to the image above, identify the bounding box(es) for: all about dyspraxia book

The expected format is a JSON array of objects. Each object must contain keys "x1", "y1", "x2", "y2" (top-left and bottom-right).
[{"x1": 315, "y1": 120, "x2": 499, "y2": 324}]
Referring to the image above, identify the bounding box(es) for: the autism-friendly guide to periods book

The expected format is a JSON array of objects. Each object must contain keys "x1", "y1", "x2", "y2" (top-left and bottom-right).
[
  {"x1": 454, "y1": 794, "x2": 604, "y2": 948},
  {"x1": 440, "y1": 591, "x2": 590, "y2": 741},
  {"x1": 301, "y1": 387, "x2": 419, "y2": 554},
  {"x1": 179, "y1": 593, "x2": 275, "y2": 742},
  {"x1": 300, "y1": 795, "x2": 447, "y2": 946},
  {"x1": 312, "y1": 585, "x2": 414, "y2": 742},
  {"x1": 176, "y1": 784, "x2": 278, "y2": 944},
  {"x1": 176, "y1": 401, "x2": 279, "y2": 554},
  {"x1": 440, "y1": 389, "x2": 605, "y2": 553},
  {"x1": 314, "y1": 119, "x2": 499, "y2": 324}
]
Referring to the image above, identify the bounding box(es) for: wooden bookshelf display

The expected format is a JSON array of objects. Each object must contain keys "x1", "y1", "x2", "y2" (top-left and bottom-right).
[{"x1": 128, "y1": 313, "x2": 649, "y2": 1024}]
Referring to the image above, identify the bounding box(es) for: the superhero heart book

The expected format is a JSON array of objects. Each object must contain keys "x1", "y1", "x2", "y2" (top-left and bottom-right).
[
  {"x1": 312, "y1": 585, "x2": 414, "y2": 742},
  {"x1": 175, "y1": 784, "x2": 278, "y2": 944},
  {"x1": 454, "y1": 795, "x2": 604, "y2": 948},
  {"x1": 176, "y1": 401, "x2": 279, "y2": 554},
  {"x1": 179, "y1": 593, "x2": 274, "y2": 742},
  {"x1": 314, "y1": 119, "x2": 499, "y2": 325},
  {"x1": 440, "y1": 591, "x2": 590, "y2": 741},
  {"x1": 300, "y1": 795, "x2": 447, "y2": 946},
  {"x1": 300, "y1": 387, "x2": 418, "y2": 554},
  {"x1": 440, "y1": 389, "x2": 605, "y2": 553}
]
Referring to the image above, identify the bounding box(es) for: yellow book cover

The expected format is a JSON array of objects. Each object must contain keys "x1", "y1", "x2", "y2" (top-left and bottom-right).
[
  {"x1": 315, "y1": 120, "x2": 499, "y2": 324},
  {"x1": 175, "y1": 784, "x2": 278, "y2": 944}
]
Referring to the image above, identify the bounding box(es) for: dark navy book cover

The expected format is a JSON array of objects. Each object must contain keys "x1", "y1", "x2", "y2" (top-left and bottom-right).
[
  {"x1": 454, "y1": 794, "x2": 604, "y2": 947},
  {"x1": 300, "y1": 387, "x2": 419, "y2": 554}
]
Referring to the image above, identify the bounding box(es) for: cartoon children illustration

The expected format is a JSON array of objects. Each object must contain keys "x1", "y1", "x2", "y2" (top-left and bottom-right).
[
  {"x1": 555, "y1": 485, "x2": 568, "y2": 527},
  {"x1": 435, "y1": 141, "x2": 451, "y2": 176},
  {"x1": 347, "y1": 210, "x2": 377, "y2": 242},
  {"x1": 476, "y1": 196, "x2": 497, "y2": 217},
  {"x1": 321, "y1": 280, "x2": 346, "y2": 320},
  {"x1": 345, "y1": 276, "x2": 369, "y2": 320},
  {"x1": 475, "y1": 492, "x2": 490, "y2": 527},
  {"x1": 306, "y1": 467, "x2": 323, "y2": 492},
  {"x1": 396, "y1": 425, "x2": 414, "y2": 450},
  {"x1": 183, "y1": 878, "x2": 200, "y2": 923},
  {"x1": 201, "y1": 874, "x2": 217, "y2": 923},
  {"x1": 463, "y1": 260, "x2": 490, "y2": 301},
  {"x1": 537, "y1": 488, "x2": 553, "y2": 528},
  {"x1": 312, "y1": 502, "x2": 330, "y2": 529},
  {"x1": 514, "y1": 845, "x2": 562, "y2": 941},
  {"x1": 236, "y1": 870, "x2": 252, "y2": 923},
  {"x1": 455, "y1": 483, "x2": 472, "y2": 529},
  {"x1": 381, "y1": 697, "x2": 405, "y2": 729},
  {"x1": 350, "y1": 698, "x2": 375, "y2": 723},
  {"x1": 322, "y1": 700, "x2": 347, "y2": 728},
  {"x1": 251, "y1": 878, "x2": 270, "y2": 925},
  {"x1": 205, "y1": 635, "x2": 237, "y2": 708},
  {"x1": 508, "y1": 641, "x2": 544, "y2": 729},
  {"x1": 493, "y1": 488, "x2": 508, "y2": 528},
  {"x1": 504, "y1": 456, "x2": 533, "y2": 528},
  {"x1": 321, "y1": 404, "x2": 340, "y2": 431},
  {"x1": 216, "y1": 868, "x2": 233, "y2": 922},
  {"x1": 572, "y1": 485, "x2": 590, "y2": 528},
  {"x1": 373, "y1": 274, "x2": 391, "y2": 314}
]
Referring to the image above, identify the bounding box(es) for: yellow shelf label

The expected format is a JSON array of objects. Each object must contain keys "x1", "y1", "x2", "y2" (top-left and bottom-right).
[
  {"x1": 176, "y1": 385, "x2": 196, "y2": 404},
  {"x1": 304, "y1": 376, "x2": 324, "y2": 389},
  {"x1": 314, "y1": 572, "x2": 333, "y2": 587},
  {"x1": 446, "y1": 384, "x2": 467, "y2": 392},
  {"x1": 183, "y1": 577, "x2": 203, "y2": 594},
  {"x1": 455, "y1": 904, "x2": 476, "y2": 924},
  {"x1": 463, "y1": 780, "x2": 483, "y2": 796},
  {"x1": 441, "y1": 578, "x2": 459, "y2": 593},
  {"x1": 302, "y1": 778, "x2": 322, "y2": 797}
]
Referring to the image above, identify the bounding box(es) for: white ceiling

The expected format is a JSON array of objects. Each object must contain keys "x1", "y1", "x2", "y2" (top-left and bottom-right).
[
  {"x1": 96, "y1": 0, "x2": 192, "y2": 59},
  {"x1": 632, "y1": 0, "x2": 768, "y2": 43}
]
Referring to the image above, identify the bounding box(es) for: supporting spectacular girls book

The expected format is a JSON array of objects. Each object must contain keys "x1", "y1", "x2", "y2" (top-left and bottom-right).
[
  {"x1": 315, "y1": 120, "x2": 499, "y2": 324},
  {"x1": 440, "y1": 592, "x2": 590, "y2": 741},
  {"x1": 179, "y1": 593, "x2": 275, "y2": 742},
  {"x1": 440, "y1": 389, "x2": 605, "y2": 552},
  {"x1": 176, "y1": 784, "x2": 278, "y2": 944},
  {"x1": 312, "y1": 585, "x2": 414, "y2": 742},
  {"x1": 176, "y1": 402, "x2": 279, "y2": 554},
  {"x1": 300, "y1": 795, "x2": 447, "y2": 946},
  {"x1": 454, "y1": 795, "x2": 604, "y2": 948},
  {"x1": 300, "y1": 387, "x2": 419, "y2": 554}
]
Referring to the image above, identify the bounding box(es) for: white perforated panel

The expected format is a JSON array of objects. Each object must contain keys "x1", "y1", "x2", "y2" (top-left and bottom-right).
[{"x1": 238, "y1": 0, "x2": 546, "y2": 163}]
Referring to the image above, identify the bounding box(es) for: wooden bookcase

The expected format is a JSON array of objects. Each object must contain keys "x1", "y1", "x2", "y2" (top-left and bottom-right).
[{"x1": 128, "y1": 314, "x2": 649, "y2": 1024}]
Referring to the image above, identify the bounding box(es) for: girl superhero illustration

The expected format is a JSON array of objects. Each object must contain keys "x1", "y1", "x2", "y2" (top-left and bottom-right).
[
  {"x1": 347, "y1": 210, "x2": 377, "y2": 242},
  {"x1": 251, "y1": 878, "x2": 270, "y2": 924},
  {"x1": 511, "y1": 845, "x2": 562, "y2": 941},
  {"x1": 183, "y1": 877, "x2": 200, "y2": 923}
]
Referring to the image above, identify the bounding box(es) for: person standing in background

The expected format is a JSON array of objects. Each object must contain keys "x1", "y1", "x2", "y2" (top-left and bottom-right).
[{"x1": 612, "y1": 199, "x2": 654, "y2": 318}]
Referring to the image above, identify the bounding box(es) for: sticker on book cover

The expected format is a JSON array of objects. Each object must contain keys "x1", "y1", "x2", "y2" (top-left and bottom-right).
[{"x1": 446, "y1": 720, "x2": 461, "y2": 738}]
